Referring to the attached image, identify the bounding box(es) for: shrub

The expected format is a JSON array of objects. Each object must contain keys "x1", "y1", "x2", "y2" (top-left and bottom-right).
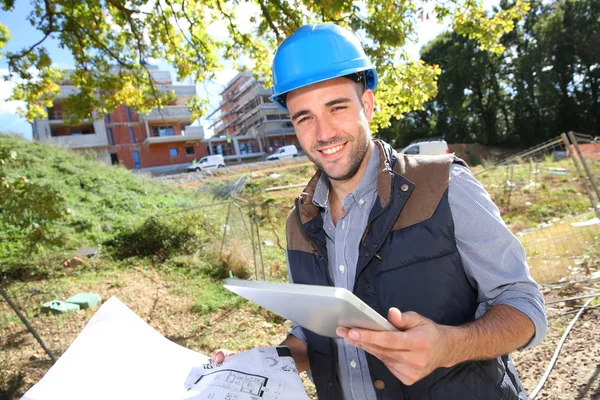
[{"x1": 105, "y1": 212, "x2": 212, "y2": 262}]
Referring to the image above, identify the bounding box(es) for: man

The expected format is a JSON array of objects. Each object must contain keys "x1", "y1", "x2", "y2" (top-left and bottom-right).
[{"x1": 214, "y1": 24, "x2": 547, "y2": 399}]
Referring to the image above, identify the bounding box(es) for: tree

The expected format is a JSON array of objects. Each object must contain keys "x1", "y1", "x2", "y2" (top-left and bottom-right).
[
  {"x1": 382, "y1": 0, "x2": 600, "y2": 148},
  {"x1": 0, "y1": 0, "x2": 529, "y2": 131},
  {"x1": 0, "y1": 144, "x2": 66, "y2": 280}
]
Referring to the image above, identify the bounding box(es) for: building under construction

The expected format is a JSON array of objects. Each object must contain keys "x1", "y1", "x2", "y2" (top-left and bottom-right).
[
  {"x1": 206, "y1": 71, "x2": 299, "y2": 161},
  {"x1": 31, "y1": 65, "x2": 208, "y2": 173}
]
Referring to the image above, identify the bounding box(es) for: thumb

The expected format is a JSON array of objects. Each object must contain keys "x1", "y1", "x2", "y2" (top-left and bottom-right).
[{"x1": 388, "y1": 308, "x2": 423, "y2": 330}]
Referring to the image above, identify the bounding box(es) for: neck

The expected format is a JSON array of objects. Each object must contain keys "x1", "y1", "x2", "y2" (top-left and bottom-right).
[{"x1": 328, "y1": 141, "x2": 374, "y2": 210}]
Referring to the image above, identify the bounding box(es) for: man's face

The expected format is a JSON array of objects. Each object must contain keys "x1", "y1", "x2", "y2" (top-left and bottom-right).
[{"x1": 285, "y1": 77, "x2": 374, "y2": 181}]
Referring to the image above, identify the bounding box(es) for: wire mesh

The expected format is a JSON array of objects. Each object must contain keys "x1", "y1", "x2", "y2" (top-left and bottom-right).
[{"x1": 475, "y1": 134, "x2": 600, "y2": 284}]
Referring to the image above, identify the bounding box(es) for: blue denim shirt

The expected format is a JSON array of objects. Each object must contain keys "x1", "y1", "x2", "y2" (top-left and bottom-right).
[{"x1": 288, "y1": 144, "x2": 547, "y2": 400}]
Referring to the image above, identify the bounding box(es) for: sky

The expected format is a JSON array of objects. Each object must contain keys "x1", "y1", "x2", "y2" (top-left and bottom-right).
[{"x1": 0, "y1": 1, "x2": 495, "y2": 140}]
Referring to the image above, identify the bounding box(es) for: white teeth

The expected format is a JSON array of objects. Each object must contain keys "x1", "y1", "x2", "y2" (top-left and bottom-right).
[{"x1": 322, "y1": 144, "x2": 343, "y2": 155}]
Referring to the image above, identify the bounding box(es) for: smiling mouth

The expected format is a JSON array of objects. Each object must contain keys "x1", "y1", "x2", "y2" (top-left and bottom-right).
[{"x1": 320, "y1": 144, "x2": 344, "y2": 155}]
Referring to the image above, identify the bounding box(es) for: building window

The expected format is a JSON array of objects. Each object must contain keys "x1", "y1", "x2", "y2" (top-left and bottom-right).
[
  {"x1": 169, "y1": 148, "x2": 179, "y2": 157},
  {"x1": 129, "y1": 127, "x2": 135, "y2": 143},
  {"x1": 105, "y1": 114, "x2": 111, "y2": 123},
  {"x1": 185, "y1": 146, "x2": 195, "y2": 156},
  {"x1": 132, "y1": 151, "x2": 141, "y2": 169},
  {"x1": 108, "y1": 128, "x2": 114, "y2": 145},
  {"x1": 110, "y1": 153, "x2": 119, "y2": 165},
  {"x1": 152, "y1": 125, "x2": 174, "y2": 137},
  {"x1": 126, "y1": 107, "x2": 132, "y2": 122}
]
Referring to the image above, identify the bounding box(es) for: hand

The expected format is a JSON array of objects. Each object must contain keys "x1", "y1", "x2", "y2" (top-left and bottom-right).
[
  {"x1": 336, "y1": 307, "x2": 453, "y2": 386},
  {"x1": 210, "y1": 348, "x2": 237, "y2": 364}
]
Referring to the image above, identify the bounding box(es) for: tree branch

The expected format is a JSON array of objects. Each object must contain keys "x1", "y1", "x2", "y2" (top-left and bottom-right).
[{"x1": 256, "y1": 0, "x2": 282, "y2": 41}]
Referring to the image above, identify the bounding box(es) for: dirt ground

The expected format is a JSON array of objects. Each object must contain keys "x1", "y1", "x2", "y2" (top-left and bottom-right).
[{"x1": 2, "y1": 267, "x2": 600, "y2": 399}]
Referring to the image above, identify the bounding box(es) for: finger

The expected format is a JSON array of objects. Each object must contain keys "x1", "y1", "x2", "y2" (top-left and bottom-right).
[
  {"x1": 388, "y1": 308, "x2": 423, "y2": 331},
  {"x1": 336, "y1": 327, "x2": 350, "y2": 338},
  {"x1": 211, "y1": 350, "x2": 225, "y2": 363},
  {"x1": 345, "y1": 328, "x2": 413, "y2": 350},
  {"x1": 211, "y1": 349, "x2": 236, "y2": 363}
]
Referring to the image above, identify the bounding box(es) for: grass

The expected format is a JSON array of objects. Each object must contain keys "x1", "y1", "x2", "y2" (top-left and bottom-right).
[
  {"x1": 474, "y1": 156, "x2": 600, "y2": 284},
  {"x1": 0, "y1": 133, "x2": 208, "y2": 279},
  {"x1": 191, "y1": 280, "x2": 248, "y2": 315}
]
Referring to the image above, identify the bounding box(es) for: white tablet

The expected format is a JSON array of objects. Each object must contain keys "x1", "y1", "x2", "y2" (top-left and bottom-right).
[{"x1": 224, "y1": 279, "x2": 397, "y2": 338}]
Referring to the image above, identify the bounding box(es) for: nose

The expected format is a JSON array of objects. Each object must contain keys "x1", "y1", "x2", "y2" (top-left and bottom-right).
[{"x1": 314, "y1": 116, "x2": 338, "y2": 144}]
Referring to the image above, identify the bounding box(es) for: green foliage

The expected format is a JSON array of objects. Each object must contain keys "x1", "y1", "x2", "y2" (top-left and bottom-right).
[
  {"x1": 192, "y1": 280, "x2": 247, "y2": 315},
  {"x1": 0, "y1": 145, "x2": 66, "y2": 252},
  {"x1": 0, "y1": 133, "x2": 199, "y2": 280},
  {"x1": 105, "y1": 213, "x2": 213, "y2": 261},
  {"x1": 378, "y1": 0, "x2": 600, "y2": 146},
  {"x1": 0, "y1": 0, "x2": 527, "y2": 130}
]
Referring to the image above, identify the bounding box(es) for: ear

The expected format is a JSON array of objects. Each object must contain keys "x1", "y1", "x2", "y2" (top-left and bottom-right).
[{"x1": 361, "y1": 89, "x2": 375, "y2": 121}]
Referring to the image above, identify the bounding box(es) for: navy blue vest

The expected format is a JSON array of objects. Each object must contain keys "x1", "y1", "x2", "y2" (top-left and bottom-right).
[{"x1": 286, "y1": 140, "x2": 526, "y2": 399}]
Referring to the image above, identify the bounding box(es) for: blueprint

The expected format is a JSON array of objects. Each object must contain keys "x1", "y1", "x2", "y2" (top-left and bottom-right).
[
  {"x1": 21, "y1": 297, "x2": 308, "y2": 400},
  {"x1": 184, "y1": 346, "x2": 305, "y2": 400}
]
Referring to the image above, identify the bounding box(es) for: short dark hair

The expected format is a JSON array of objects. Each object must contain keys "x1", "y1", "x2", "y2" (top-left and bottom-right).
[
  {"x1": 343, "y1": 72, "x2": 366, "y2": 108},
  {"x1": 279, "y1": 72, "x2": 366, "y2": 109}
]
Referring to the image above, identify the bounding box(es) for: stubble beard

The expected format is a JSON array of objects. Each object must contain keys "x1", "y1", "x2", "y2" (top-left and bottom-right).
[{"x1": 305, "y1": 124, "x2": 370, "y2": 182}]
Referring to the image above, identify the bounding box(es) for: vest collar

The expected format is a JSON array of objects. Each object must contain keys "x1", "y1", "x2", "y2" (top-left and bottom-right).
[{"x1": 297, "y1": 139, "x2": 396, "y2": 224}]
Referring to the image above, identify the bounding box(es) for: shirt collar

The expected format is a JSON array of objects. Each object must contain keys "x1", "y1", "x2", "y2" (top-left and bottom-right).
[{"x1": 312, "y1": 142, "x2": 380, "y2": 208}]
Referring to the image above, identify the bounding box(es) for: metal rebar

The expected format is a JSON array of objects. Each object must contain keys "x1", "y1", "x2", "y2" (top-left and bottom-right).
[
  {"x1": 567, "y1": 131, "x2": 600, "y2": 207},
  {"x1": 507, "y1": 164, "x2": 514, "y2": 211},
  {"x1": 542, "y1": 276, "x2": 600, "y2": 290},
  {"x1": 219, "y1": 201, "x2": 233, "y2": 258},
  {"x1": 562, "y1": 133, "x2": 600, "y2": 219},
  {"x1": 533, "y1": 159, "x2": 538, "y2": 202},
  {"x1": 249, "y1": 209, "x2": 258, "y2": 280},
  {"x1": 254, "y1": 210, "x2": 267, "y2": 281},
  {"x1": 530, "y1": 296, "x2": 597, "y2": 399},
  {"x1": 545, "y1": 291, "x2": 600, "y2": 305},
  {"x1": 0, "y1": 287, "x2": 57, "y2": 363},
  {"x1": 549, "y1": 303, "x2": 600, "y2": 318}
]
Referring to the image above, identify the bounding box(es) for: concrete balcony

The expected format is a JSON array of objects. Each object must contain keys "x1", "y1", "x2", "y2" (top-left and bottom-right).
[
  {"x1": 33, "y1": 118, "x2": 109, "y2": 149},
  {"x1": 47, "y1": 132, "x2": 109, "y2": 149},
  {"x1": 157, "y1": 84, "x2": 196, "y2": 98},
  {"x1": 183, "y1": 125, "x2": 204, "y2": 137},
  {"x1": 139, "y1": 106, "x2": 193, "y2": 123},
  {"x1": 143, "y1": 133, "x2": 204, "y2": 147}
]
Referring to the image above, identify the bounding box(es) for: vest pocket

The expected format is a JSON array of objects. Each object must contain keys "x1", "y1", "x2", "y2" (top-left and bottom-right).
[{"x1": 428, "y1": 361, "x2": 513, "y2": 400}]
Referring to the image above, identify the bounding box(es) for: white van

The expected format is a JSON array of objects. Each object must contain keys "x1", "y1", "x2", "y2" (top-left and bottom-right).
[
  {"x1": 266, "y1": 145, "x2": 298, "y2": 160},
  {"x1": 399, "y1": 138, "x2": 449, "y2": 156},
  {"x1": 186, "y1": 154, "x2": 226, "y2": 172}
]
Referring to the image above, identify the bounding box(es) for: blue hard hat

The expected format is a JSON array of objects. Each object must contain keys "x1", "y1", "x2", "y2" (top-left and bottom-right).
[{"x1": 270, "y1": 24, "x2": 378, "y2": 111}]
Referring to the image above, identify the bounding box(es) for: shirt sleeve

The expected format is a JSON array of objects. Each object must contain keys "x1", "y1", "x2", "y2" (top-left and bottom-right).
[
  {"x1": 286, "y1": 250, "x2": 308, "y2": 344},
  {"x1": 448, "y1": 164, "x2": 548, "y2": 348}
]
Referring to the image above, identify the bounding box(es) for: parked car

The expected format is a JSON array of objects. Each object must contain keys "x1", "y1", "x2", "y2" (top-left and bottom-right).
[
  {"x1": 398, "y1": 138, "x2": 449, "y2": 156},
  {"x1": 186, "y1": 155, "x2": 226, "y2": 172},
  {"x1": 266, "y1": 145, "x2": 298, "y2": 160}
]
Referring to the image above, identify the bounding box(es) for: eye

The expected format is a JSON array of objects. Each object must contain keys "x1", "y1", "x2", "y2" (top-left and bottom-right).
[
  {"x1": 331, "y1": 106, "x2": 347, "y2": 112},
  {"x1": 297, "y1": 116, "x2": 311, "y2": 124}
]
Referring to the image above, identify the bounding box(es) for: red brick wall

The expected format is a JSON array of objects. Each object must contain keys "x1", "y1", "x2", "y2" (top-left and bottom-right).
[
  {"x1": 140, "y1": 142, "x2": 208, "y2": 167},
  {"x1": 107, "y1": 105, "x2": 139, "y2": 123},
  {"x1": 221, "y1": 75, "x2": 252, "y2": 137},
  {"x1": 109, "y1": 141, "x2": 207, "y2": 169},
  {"x1": 283, "y1": 134, "x2": 299, "y2": 147}
]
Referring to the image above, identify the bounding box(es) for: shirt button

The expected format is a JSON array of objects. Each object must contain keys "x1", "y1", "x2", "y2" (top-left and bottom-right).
[
  {"x1": 359, "y1": 198, "x2": 365, "y2": 205},
  {"x1": 339, "y1": 265, "x2": 345, "y2": 272},
  {"x1": 350, "y1": 360, "x2": 357, "y2": 368},
  {"x1": 401, "y1": 184, "x2": 409, "y2": 192},
  {"x1": 374, "y1": 380, "x2": 386, "y2": 390}
]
